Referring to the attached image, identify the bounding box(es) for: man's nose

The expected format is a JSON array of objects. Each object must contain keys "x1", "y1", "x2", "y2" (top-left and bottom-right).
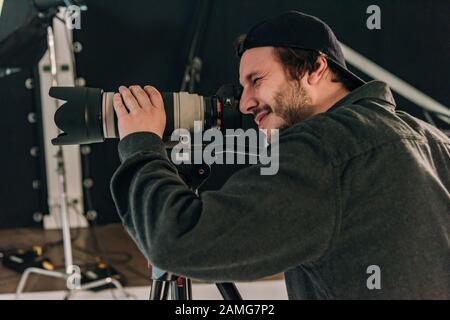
[{"x1": 239, "y1": 89, "x2": 258, "y2": 114}]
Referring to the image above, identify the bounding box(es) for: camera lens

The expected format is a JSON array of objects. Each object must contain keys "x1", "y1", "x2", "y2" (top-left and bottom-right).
[{"x1": 49, "y1": 84, "x2": 249, "y2": 146}]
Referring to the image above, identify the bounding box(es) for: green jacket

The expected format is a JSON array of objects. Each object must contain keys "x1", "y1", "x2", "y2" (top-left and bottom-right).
[{"x1": 111, "y1": 81, "x2": 450, "y2": 299}]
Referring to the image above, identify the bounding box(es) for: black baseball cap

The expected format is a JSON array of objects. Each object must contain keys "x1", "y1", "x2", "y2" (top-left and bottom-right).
[{"x1": 237, "y1": 11, "x2": 365, "y2": 90}]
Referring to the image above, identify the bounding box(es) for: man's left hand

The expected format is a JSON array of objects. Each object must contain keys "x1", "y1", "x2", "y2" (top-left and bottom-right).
[{"x1": 113, "y1": 85, "x2": 166, "y2": 140}]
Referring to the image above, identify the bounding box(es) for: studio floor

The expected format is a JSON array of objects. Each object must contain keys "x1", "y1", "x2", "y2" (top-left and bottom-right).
[{"x1": 0, "y1": 224, "x2": 286, "y2": 300}]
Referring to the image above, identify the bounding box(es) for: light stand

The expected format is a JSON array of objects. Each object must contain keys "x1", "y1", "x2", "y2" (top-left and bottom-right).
[{"x1": 15, "y1": 14, "x2": 131, "y2": 300}]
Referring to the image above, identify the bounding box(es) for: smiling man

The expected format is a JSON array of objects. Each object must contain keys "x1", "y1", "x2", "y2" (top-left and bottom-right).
[
  {"x1": 110, "y1": 11, "x2": 450, "y2": 299},
  {"x1": 238, "y1": 46, "x2": 351, "y2": 140}
]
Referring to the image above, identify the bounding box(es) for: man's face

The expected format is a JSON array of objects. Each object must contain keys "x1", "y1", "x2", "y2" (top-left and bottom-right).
[{"x1": 239, "y1": 47, "x2": 312, "y2": 131}]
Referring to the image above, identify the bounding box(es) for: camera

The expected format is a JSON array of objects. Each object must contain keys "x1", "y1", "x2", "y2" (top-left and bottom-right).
[{"x1": 49, "y1": 84, "x2": 255, "y2": 145}]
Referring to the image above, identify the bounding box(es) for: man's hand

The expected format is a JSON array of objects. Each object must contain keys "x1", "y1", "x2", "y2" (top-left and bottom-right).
[{"x1": 113, "y1": 85, "x2": 166, "y2": 140}]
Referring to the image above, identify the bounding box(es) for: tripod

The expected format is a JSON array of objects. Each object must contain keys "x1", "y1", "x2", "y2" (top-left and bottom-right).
[
  {"x1": 15, "y1": 12, "x2": 131, "y2": 300},
  {"x1": 148, "y1": 1, "x2": 242, "y2": 300},
  {"x1": 148, "y1": 162, "x2": 242, "y2": 300},
  {"x1": 149, "y1": 269, "x2": 242, "y2": 300}
]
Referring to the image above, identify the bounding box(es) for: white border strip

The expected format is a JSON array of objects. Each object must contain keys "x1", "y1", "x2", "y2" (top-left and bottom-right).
[{"x1": 0, "y1": 281, "x2": 288, "y2": 300}]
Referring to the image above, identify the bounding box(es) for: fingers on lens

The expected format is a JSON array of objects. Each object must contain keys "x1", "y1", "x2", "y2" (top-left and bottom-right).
[
  {"x1": 113, "y1": 93, "x2": 128, "y2": 116},
  {"x1": 144, "y1": 86, "x2": 163, "y2": 108},
  {"x1": 130, "y1": 85, "x2": 151, "y2": 108},
  {"x1": 118, "y1": 86, "x2": 140, "y2": 111}
]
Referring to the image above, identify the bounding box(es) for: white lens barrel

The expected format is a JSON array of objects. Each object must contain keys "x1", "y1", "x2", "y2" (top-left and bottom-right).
[
  {"x1": 173, "y1": 92, "x2": 204, "y2": 132},
  {"x1": 102, "y1": 91, "x2": 205, "y2": 139},
  {"x1": 103, "y1": 92, "x2": 117, "y2": 139}
]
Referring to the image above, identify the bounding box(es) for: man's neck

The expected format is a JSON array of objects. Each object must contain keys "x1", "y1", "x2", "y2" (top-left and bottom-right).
[{"x1": 315, "y1": 85, "x2": 350, "y2": 115}]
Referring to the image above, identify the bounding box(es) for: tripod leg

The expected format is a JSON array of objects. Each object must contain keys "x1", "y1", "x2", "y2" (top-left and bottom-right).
[
  {"x1": 171, "y1": 276, "x2": 188, "y2": 300},
  {"x1": 162, "y1": 280, "x2": 170, "y2": 299},
  {"x1": 150, "y1": 269, "x2": 176, "y2": 300},
  {"x1": 216, "y1": 283, "x2": 242, "y2": 300},
  {"x1": 150, "y1": 280, "x2": 166, "y2": 300},
  {"x1": 187, "y1": 278, "x2": 193, "y2": 300}
]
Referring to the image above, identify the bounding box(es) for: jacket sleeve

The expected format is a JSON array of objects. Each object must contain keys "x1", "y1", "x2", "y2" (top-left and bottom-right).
[{"x1": 110, "y1": 128, "x2": 337, "y2": 282}]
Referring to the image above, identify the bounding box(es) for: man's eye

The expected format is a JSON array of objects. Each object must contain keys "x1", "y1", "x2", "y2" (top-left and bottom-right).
[{"x1": 252, "y1": 77, "x2": 262, "y2": 85}]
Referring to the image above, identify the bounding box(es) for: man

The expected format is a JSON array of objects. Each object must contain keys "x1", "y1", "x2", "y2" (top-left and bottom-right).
[{"x1": 110, "y1": 11, "x2": 450, "y2": 299}]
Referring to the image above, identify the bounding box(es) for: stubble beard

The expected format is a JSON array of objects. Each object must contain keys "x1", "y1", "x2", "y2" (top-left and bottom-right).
[{"x1": 272, "y1": 80, "x2": 313, "y2": 131}]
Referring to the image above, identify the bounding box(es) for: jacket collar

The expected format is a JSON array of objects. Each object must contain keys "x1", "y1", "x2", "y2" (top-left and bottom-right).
[{"x1": 327, "y1": 80, "x2": 396, "y2": 113}]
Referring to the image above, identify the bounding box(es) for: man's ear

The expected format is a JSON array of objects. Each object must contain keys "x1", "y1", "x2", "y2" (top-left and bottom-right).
[{"x1": 306, "y1": 55, "x2": 328, "y2": 85}]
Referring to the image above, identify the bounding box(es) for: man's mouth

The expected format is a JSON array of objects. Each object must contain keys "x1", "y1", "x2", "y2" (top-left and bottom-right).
[{"x1": 255, "y1": 110, "x2": 271, "y2": 127}]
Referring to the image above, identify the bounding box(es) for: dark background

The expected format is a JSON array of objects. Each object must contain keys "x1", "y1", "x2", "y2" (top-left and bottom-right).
[{"x1": 0, "y1": 0, "x2": 449, "y2": 228}]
